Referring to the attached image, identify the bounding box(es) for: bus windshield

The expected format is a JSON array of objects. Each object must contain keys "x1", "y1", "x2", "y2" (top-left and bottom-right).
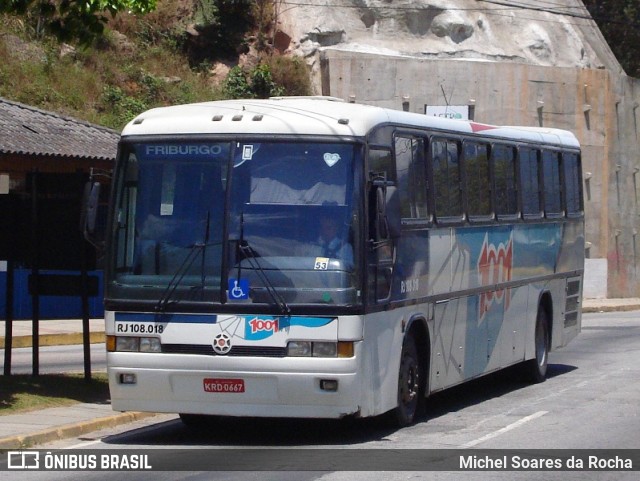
[{"x1": 107, "y1": 140, "x2": 361, "y2": 310}]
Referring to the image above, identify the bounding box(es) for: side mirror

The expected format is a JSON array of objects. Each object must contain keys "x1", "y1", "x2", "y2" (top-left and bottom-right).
[{"x1": 376, "y1": 186, "x2": 389, "y2": 240}]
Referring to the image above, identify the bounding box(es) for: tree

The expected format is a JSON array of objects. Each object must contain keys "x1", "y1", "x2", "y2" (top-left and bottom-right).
[
  {"x1": 223, "y1": 64, "x2": 285, "y2": 99},
  {"x1": 583, "y1": 0, "x2": 640, "y2": 77},
  {"x1": 0, "y1": 0, "x2": 157, "y2": 44}
]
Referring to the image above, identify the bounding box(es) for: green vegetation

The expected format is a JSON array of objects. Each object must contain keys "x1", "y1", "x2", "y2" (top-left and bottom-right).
[
  {"x1": 0, "y1": 11, "x2": 216, "y2": 130},
  {"x1": 224, "y1": 63, "x2": 283, "y2": 99},
  {"x1": 1, "y1": 1, "x2": 639, "y2": 135},
  {"x1": 223, "y1": 55, "x2": 312, "y2": 99},
  {"x1": 0, "y1": 0, "x2": 312, "y2": 131},
  {"x1": 583, "y1": 0, "x2": 640, "y2": 77},
  {"x1": 0, "y1": 0, "x2": 157, "y2": 45},
  {"x1": 0, "y1": 373, "x2": 110, "y2": 415}
]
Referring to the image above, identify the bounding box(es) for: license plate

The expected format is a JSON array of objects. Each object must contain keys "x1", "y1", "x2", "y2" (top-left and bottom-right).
[{"x1": 203, "y1": 378, "x2": 245, "y2": 393}]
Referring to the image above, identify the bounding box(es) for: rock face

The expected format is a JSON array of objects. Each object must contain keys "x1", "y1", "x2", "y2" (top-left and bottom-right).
[{"x1": 277, "y1": 0, "x2": 608, "y2": 70}]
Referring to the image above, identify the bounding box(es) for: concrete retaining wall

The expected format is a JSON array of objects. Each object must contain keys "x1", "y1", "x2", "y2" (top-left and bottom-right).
[{"x1": 320, "y1": 49, "x2": 640, "y2": 297}]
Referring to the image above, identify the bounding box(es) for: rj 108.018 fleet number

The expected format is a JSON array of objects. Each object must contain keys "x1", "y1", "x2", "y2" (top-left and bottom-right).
[{"x1": 115, "y1": 323, "x2": 165, "y2": 334}]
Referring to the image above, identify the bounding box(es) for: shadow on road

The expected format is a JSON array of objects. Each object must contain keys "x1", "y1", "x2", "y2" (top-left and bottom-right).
[{"x1": 422, "y1": 363, "x2": 577, "y2": 422}]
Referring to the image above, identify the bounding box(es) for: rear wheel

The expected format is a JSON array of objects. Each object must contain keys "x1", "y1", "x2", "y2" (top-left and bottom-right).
[
  {"x1": 523, "y1": 307, "x2": 550, "y2": 383},
  {"x1": 391, "y1": 333, "x2": 425, "y2": 427}
]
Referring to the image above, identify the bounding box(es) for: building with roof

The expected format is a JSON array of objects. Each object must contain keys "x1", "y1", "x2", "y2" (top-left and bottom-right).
[{"x1": 0, "y1": 97, "x2": 118, "y2": 319}]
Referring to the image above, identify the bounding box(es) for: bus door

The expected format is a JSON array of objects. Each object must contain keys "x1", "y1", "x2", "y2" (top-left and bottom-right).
[{"x1": 368, "y1": 175, "x2": 395, "y2": 302}]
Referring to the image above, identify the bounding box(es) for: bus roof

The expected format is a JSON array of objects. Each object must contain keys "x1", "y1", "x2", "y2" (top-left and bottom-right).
[{"x1": 122, "y1": 97, "x2": 580, "y2": 148}]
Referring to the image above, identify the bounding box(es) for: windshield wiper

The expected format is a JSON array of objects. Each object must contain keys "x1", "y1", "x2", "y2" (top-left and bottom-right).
[
  {"x1": 236, "y1": 213, "x2": 290, "y2": 315},
  {"x1": 238, "y1": 241, "x2": 291, "y2": 315},
  {"x1": 155, "y1": 211, "x2": 217, "y2": 312},
  {"x1": 154, "y1": 241, "x2": 221, "y2": 312}
]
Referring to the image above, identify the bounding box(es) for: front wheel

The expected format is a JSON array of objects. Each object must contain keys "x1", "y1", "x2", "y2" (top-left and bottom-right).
[
  {"x1": 391, "y1": 334, "x2": 425, "y2": 427},
  {"x1": 523, "y1": 307, "x2": 550, "y2": 383}
]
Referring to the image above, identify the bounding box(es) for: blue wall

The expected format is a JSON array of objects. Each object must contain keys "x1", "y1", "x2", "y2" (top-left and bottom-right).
[{"x1": 0, "y1": 269, "x2": 104, "y2": 319}]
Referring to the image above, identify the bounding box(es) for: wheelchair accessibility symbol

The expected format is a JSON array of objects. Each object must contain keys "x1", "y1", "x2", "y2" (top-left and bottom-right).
[{"x1": 228, "y1": 278, "x2": 249, "y2": 300}]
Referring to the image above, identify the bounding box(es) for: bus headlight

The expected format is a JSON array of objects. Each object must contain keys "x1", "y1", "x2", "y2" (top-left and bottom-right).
[
  {"x1": 286, "y1": 340, "x2": 312, "y2": 357},
  {"x1": 107, "y1": 336, "x2": 161, "y2": 353},
  {"x1": 286, "y1": 341, "x2": 354, "y2": 358},
  {"x1": 312, "y1": 342, "x2": 337, "y2": 357},
  {"x1": 139, "y1": 337, "x2": 161, "y2": 352},
  {"x1": 115, "y1": 336, "x2": 139, "y2": 352}
]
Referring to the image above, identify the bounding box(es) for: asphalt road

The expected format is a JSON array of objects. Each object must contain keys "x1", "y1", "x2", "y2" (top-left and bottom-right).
[
  {"x1": 2, "y1": 310, "x2": 639, "y2": 480},
  {"x1": 2, "y1": 343, "x2": 106, "y2": 375}
]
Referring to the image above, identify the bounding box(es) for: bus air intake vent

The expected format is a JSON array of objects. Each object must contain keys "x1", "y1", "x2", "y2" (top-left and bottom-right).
[
  {"x1": 564, "y1": 277, "x2": 581, "y2": 328},
  {"x1": 162, "y1": 344, "x2": 286, "y2": 357}
]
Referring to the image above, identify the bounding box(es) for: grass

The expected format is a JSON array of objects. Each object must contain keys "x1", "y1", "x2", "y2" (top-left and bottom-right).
[
  {"x1": 0, "y1": 373, "x2": 110, "y2": 415},
  {"x1": 0, "y1": 12, "x2": 222, "y2": 131},
  {"x1": 0, "y1": 5, "x2": 313, "y2": 132}
]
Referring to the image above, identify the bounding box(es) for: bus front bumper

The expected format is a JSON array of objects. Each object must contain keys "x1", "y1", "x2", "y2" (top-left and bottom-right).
[{"x1": 107, "y1": 350, "x2": 366, "y2": 419}]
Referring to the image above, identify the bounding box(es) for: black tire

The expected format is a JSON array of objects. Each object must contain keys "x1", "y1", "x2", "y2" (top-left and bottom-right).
[
  {"x1": 523, "y1": 307, "x2": 550, "y2": 383},
  {"x1": 391, "y1": 333, "x2": 425, "y2": 427}
]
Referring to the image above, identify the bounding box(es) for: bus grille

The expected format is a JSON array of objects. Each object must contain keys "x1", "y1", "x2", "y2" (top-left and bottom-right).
[{"x1": 161, "y1": 344, "x2": 286, "y2": 357}]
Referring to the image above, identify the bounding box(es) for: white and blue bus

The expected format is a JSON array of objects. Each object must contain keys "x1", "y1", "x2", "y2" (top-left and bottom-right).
[{"x1": 103, "y1": 97, "x2": 584, "y2": 427}]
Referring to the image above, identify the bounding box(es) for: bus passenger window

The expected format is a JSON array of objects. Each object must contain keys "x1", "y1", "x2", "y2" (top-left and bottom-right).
[
  {"x1": 395, "y1": 136, "x2": 428, "y2": 220},
  {"x1": 432, "y1": 139, "x2": 462, "y2": 220},
  {"x1": 492, "y1": 144, "x2": 518, "y2": 218},
  {"x1": 563, "y1": 152, "x2": 583, "y2": 215},
  {"x1": 464, "y1": 142, "x2": 491, "y2": 219},
  {"x1": 518, "y1": 147, "x2": 541, "y2": 217},
  {"x1": 542, "y1": 151, "x2": 562, "y2": 216}
]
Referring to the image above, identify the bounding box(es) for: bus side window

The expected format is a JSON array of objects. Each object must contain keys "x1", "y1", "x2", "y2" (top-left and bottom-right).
[
  {"x1": 464, "y1": 141, "x2": 491, "y2": 220},
  {"x1": 563, "y1": 152, "x2": 583, "y2": 216},
  {"x1": 394, "y1": 136, "x2": 428, "y2": 221},
  {"x1": 492, "y1": 144, "x2": 518, "y2": 219},
  {"x1": 519, "y1": 147, "x2": 542, "y2": 218},
  {"x1": 432, "y1": 138, "x2": 462, "y2": 221},
  {"x1": 542, "y1": 150, "x2": 563, "y2": 217}
]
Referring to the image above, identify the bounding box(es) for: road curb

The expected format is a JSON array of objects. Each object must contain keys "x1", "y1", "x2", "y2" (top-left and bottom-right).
[
  {"x1": 0, "y1": 411, "x2": 157, "y2": 450},
  {"x1": 0, "y1": 332, "x2": 106, "y2": 349},
  {"x1": 581, "y1": 305, "x2": 640, "y2": 313}
]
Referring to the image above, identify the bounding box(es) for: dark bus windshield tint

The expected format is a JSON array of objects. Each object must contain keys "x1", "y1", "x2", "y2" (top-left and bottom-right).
[{"x1": 108, "y1": 140, "x2": 361, "y2": 308}]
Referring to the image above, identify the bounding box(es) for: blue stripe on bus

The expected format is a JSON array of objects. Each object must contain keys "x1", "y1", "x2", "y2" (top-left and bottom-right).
[{"x1": 114, "y1": 312, "x2": 217, "y2": 324}]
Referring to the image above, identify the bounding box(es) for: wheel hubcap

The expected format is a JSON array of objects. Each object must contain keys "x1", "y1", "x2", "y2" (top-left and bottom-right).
[{"x1": 401, "y1": 361, "x2": 418, "y2": 404}]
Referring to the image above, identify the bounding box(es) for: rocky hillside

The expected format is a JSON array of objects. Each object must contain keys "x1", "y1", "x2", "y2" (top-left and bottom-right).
[
  {"x1": 279, "y1": 0, "x2": 619, "y2": 73},
  {"x1": 0, "y1": 1, "x2": 623, "y2": 131},
  {"x1": 0, "y1": 0, "x2": 310, "y2": 131}
]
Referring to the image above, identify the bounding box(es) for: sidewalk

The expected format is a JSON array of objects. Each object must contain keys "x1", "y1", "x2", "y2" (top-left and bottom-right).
[
  {"x1": 0, "y1": 405, "x2": 158, "y2": 449},
  {"x1": 581, "y1": 297, "x2": 640, "y2": 313},
  {"x1": 1, "y1": 299, "x2": 639, "y2": 449},
  {"x1": 0, "y1": 318, "x2": 158, "y2": 449},
  {"x1": 0, "y1": 318, "x2": 105, "y2": 349}
]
